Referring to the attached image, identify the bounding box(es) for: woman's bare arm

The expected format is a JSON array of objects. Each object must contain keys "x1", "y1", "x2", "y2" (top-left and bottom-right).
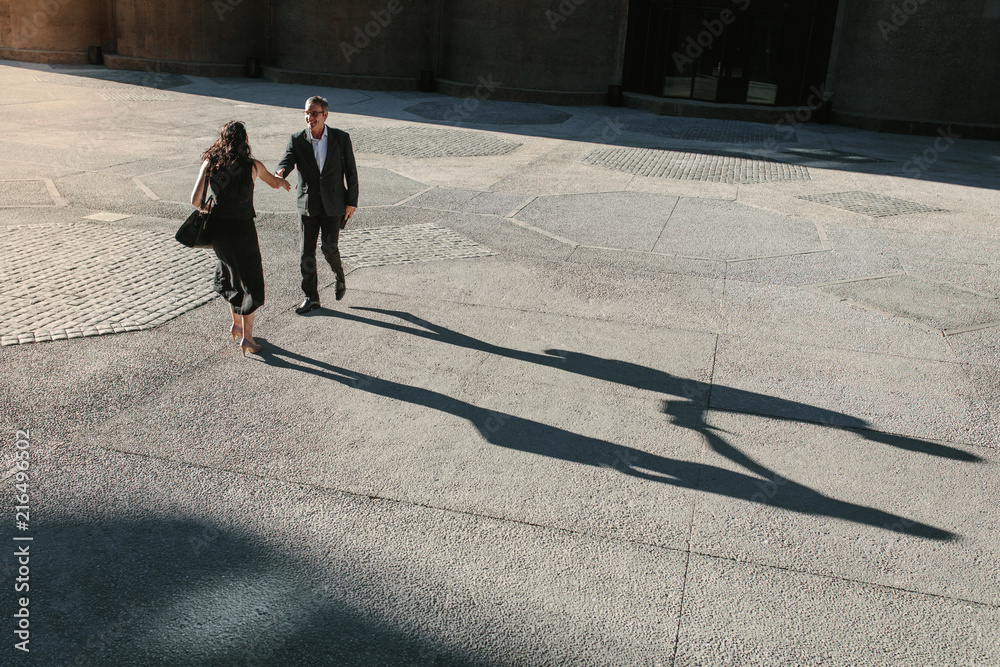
[
  {"x1": 190, "y1": 160, "x2": 211, "y2": 209},
  {"x1": 253, "y1": 159, "x2": 291, "y2": 191}
]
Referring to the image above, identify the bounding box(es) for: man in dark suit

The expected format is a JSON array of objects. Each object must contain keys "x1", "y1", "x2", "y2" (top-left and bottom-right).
[{"x1": 275, "y1": 95, "x2": 359, "y2": 314}]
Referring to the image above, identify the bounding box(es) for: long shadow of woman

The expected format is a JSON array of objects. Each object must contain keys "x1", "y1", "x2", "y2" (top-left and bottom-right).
[
  {"x1": 258, "y1": 341, "x2": 955, "y2": 541},
  {"x1": 342, "y1": 307, "x2": 980, "y2": 463}
]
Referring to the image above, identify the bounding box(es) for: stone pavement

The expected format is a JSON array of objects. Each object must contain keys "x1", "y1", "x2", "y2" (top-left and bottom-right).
[{"x1": 1, "y1": 61, "x2": 999, "y2": 665}]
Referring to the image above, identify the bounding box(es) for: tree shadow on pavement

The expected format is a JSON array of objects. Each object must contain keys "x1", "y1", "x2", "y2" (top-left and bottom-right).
[{"x1": 258, "y1": 339, "x2": 957, "y2": 541}]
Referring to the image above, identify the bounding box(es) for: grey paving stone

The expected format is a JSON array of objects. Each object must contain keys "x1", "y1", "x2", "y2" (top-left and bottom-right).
[
  {"x1": 676, "y1": 554, "x2": 1000, "y2": 666},
  {"x1": 721, "y1": 280, "x2": 958, "y2": 362},
  {"x1": 654, "y1": 198, "x2": 823, "y2": 260},
  {"x1": 567, "y1": 245, "x2": 727, "y2": 280},
  {"x1": 726, "y1": 249, "x2": 904, "y2": 286},
  {"x1": 946, "y1": 324, "x2": 1000, "y2": 366},
  {"x1": 583, "y1": 147, "x2": 811, "y2": 183},
  {"x1": 901, "y1": 255, "x2": 1000, "y2": 300},
  {"x1": 516, "y1": 191, "x2": 678, "y2": 252},
  {"x1": 813, "y1": 274, "x2": 1000, "y2": 333},
  {"x1": 711, "y1": 333, "x2": 998, "y2": 446},
  {"x1": 826, "y1": 224, "x2": 1000, "y2": 265},
  {"x1": 349, "y1": 126, "x2": 522, "y2": 157},
  {"x1": 403, "y1": 186, "x2": 480, "y2": 211},
  {"x1": 37, "y1": 445, "x2": 688, "y2": 666},
  {"x1": 688, "y1": 410, "x2": 996, "y2": 603},
  {"x1": 356, "y1": 166, "x2": 429, "y2": 207},
  {"x1": 404, "y1": 99, "x2": 572, "y2": 126},
  {"x1": 404, "y1": 187, "x2": 529, "y2": 217},
  {"x1": 0, "y1": 179, "x2": 53, "y2": 206},
  {"x1": 799, "y1": 191, "x2": 946, "y2": 217}
]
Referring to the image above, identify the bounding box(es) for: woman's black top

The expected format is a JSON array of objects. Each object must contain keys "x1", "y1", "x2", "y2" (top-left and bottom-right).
[{"x1": 209, "y1": 160, "x2": 256, "y2": 219}]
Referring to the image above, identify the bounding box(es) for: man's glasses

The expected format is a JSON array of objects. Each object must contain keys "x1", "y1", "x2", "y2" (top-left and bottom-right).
[{"x1": 305, "y1": 110, "x2": 327, "y2": 117}]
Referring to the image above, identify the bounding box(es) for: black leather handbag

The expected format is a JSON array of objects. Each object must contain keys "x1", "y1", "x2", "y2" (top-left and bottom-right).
[{"x1": 176, "y1": 172, "x2": 214, "y2": 248}]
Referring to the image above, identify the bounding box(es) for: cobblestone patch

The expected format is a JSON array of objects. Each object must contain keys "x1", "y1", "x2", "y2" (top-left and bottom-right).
[
  {"x1": 350, "y1": 127, "x2": 521, "y2": 158},
  {"x1": 0, "y1": 223, "x2": 217, "y2": 346},
  {"x1": 404, "y1": 99, "x2": 572, "y2": 126},
  {"x1": 0, "y1": 180, "x2": 52, "y2": 207},
  {"x1": 798, "y1": 191, "x2": 945, "y2": 217},
  {"x1": 624, "y1": 117, "x2": 796, "y2": 144},
  {"x1": 341, "y1": 223, "x2": 495, "y2": 269},
  {"x1": 582, "y1": 148, "x2": 810, "y2": 184}
]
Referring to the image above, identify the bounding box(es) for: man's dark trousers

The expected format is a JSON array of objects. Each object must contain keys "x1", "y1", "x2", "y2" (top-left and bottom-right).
[{"x1": 300, "y1": 214, "x2": 346, "y2": 302}]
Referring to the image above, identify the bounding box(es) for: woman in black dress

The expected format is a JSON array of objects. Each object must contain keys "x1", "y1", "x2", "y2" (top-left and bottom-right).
[{"x1": 190, "y1": 121, "x2": 289, "y2": 355}]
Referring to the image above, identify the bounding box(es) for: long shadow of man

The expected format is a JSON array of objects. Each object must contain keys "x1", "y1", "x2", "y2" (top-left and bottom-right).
[
  {"x1": 342, "y1": 307, "x2": 980, "y2": 467},
  {"x1": 258, "y1": 339, "x2": 956, "y2": 541}
]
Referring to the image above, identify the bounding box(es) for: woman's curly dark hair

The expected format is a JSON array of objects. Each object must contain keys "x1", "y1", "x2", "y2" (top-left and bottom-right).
[{"x1": 202, "y1": 121, "x2": 255, "y2": 201}]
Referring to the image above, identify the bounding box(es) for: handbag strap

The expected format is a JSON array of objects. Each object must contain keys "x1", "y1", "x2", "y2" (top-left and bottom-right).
[{"x1": 199, "y1": 167, "x2": 212, "y2": 210}]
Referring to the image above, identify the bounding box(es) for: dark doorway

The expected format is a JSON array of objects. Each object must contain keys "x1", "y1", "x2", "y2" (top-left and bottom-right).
[{"x1": 623, "y1": 0, "x2": 839, "y2": 107}]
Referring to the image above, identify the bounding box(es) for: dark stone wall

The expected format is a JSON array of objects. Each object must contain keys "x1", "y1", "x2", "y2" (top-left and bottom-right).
[
  {"x1": 440, "y1": 0, "x2": 626, "y2": 92},
  {"x1": 113, "y1": 0, "x2": 264, "y2": 64},
  {"x1": 828, "y1": 0, "x2": 1000, "y2": 128},
  {"x1": 271, "y1": 0, "x2": 433, "y2": 76},
  {"x1": 0, "y1": 0, "x2": 995, "y2": 133},
  {"x1": 0, "y1": 0, "x2": 107, "y2": 55}
]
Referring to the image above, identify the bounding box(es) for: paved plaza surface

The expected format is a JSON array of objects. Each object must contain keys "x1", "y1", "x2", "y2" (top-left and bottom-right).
[{"x1": 1, "y1": 61, "x2": 999, "y2": 665}]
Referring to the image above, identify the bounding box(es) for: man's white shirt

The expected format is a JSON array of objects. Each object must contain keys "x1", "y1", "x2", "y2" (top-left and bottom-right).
[{"x1": 310, "y1": 126, "x2": 328, "y2": 173}]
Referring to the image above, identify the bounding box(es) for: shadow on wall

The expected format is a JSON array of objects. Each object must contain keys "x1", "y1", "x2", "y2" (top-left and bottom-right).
[{"x1": 9, "y1": 518, "x2": 490, "y2": 666}]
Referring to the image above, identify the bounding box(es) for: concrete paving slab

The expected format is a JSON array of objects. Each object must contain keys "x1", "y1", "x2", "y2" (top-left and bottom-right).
[
  {"x1": 711, "y1": 334, "x2": 998, "y2": 446},
  {"x1": 946, "y1": 326, "x2": 1000, "y2": 366},
  {"x1": 726, "y1": 249, "x2": 903, "y2": 287},
  {"x1": 34, "y1": 444, "x2": 688, "y2": 666},
  {"x1": 687, "y1": 410, "x2": 996, "y2": 601},
  {"x1": 901, "y1": 255, "x2": 1000, "y2": 301},
  {"x1": 720, "y1": 280, "x2": 958, "y2": 362},
  {"x1": 826, "y1": 223, "x2": 1000, "y2": 264},
  {"x1": 516, "y1": 191, "x2": 678, "y2": 252},
  {"x1": 653, "y1": 198, "x2": 823, "y2": 259},
  {"x1": 3, "y1": 61, "x2": 1000, "y2": 665},
  {"x1": 812, "y1": 273, "x2": 1000, "y2": 333},
  {"x1": 675, "y1": 554, "x2": 1000, "y2": 666},
  {"x1": 565, "y1": 246, "x2": 726, "y2": 281}
]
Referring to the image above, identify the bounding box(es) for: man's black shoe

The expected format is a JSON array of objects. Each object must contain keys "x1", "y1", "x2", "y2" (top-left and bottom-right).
[
  {"x1": 295, "y1": 298, "x2": 320, "y2": 314},
  {"x1": 335, "y1": 281, "x2": 347, "y2": 301}
]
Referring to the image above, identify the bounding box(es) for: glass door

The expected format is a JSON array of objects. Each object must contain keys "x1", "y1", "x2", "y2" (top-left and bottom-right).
[{"x1": 715, "y1": 14, "x2": 753, "y2": 103}]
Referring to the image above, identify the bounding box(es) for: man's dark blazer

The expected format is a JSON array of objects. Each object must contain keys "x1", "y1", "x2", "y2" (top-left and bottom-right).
[{"x1": 277, "y1": 126, "x2": 359, "y2": 217}]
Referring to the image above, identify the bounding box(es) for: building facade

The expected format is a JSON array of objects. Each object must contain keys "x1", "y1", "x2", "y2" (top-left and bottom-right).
[{"x1": 1, "y1": 0, "x2": 997, "y2": 137}]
